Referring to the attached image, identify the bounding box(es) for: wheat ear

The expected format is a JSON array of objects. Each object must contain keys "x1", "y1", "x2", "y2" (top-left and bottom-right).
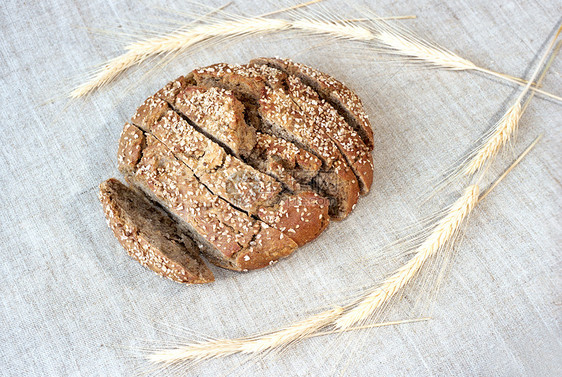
[
  {"x1": 147, "y1": 306, "x2": 343, "y2": 364},
  {"x1": 367, "y1": 18, "x2": 562, "y2": 103},
  {"x1": 461, "y1": 102, "x2": 523, "y2": 177},
  {"x1": 460, "y1": 25, "x2": 561, "y2": 178},
  {"x1": 71, "y1": 15, "x2": 378, "y2": 98},
  {"x1": 70, "y1": 51, "x2": 149, "y2": 98},
  {"x1": 335, "y1": 185, "x2": 480, "y2": 329}
]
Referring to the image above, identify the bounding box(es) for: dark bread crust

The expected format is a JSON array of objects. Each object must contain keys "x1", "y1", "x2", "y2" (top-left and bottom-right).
[
  {"x1": 251, "y1": 57, "x2": 374, "y2": 151},
  {"x1": 118, "y1": 124, "x2": 298, "y2": 271},
  {"x1": 257, "y1": 191, "x2": 330, "y2": 246},
  {"x1": 99, "y1": 178, "x2": 214, "y2": 284}
]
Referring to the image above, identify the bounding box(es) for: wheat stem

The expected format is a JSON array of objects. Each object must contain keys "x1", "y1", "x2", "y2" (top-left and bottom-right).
[
  {"x1": 344, "y1": 16, "x2": 417, "y2": 22},
  {"x1": 478, "y1": 135, "x2": 542, "y2": 202},
  {"x1": 147, "y1": 306, "x2": 343, "y2": 364},
  {"x1": 335, "y1": 185, "x2": 480, "y2": 329},
  {"x1": 516, "y1": 25, "x2": 562, "y2": 103},
  {"x1": 368, "y1": 20, "x2": 562, "y2": 103},
  {"x1": 462, "y1": 25, "x2": 561, "y2": 178},
  {"x1": 522, "y1": 40, "x2": 562, "y2": 114},
  {"x1": 473, "y1": 67, "x2": 562, "y2": 102},
  {"x1": 308, "y1": 317, "x2": 430, "y2": 338}
]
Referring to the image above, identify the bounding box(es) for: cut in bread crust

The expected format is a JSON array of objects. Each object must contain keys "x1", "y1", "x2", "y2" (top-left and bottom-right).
[
  {"x1": 131, "y1": 96, "x2": 329, "y2": 246},
  {"x1": 191, "y1": 63, "x2": 360, "y2": 220},
  {"x1": 284, "y1": 75, "x2": 373, "y2": 194}
]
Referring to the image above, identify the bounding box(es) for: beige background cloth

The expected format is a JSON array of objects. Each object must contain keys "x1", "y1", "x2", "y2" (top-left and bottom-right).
[{"x1": 1, "y1": 0, "x2": 560, "y2": 375}]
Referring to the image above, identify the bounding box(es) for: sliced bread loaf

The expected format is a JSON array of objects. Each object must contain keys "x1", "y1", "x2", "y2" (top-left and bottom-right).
[{"x1": 103, "y1": 58, "x2": 374, "y2": 279}]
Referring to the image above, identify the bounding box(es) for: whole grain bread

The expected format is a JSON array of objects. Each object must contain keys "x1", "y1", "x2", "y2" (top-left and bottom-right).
[
  {"x1": 103, "y1": 57, "x2": 374, "y2": 280},
  {"x1": 99, "y1": 178, "x2": 214, "y2": 284}
]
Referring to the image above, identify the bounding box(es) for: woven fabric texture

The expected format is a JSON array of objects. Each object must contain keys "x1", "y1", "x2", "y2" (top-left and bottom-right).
[{"x1": 1, "y1": 0, "x2": 560, "y2": 375}]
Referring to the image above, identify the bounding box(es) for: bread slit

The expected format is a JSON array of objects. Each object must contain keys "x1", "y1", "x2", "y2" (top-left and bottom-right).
[
  {"x1": 283, "y1": 75, "x2": 373, "y2": 194},
  {"x1": 159, "y1": 75, "x2": 324, "y2": 193}
]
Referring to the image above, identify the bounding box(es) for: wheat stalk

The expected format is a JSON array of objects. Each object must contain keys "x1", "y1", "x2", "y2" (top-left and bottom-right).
[
  {"x1": 70, "y1": 17, "x2": 289, "y2": 98},
  {"x1": 461, "y1": 102, "x2": 523, "y2": 177},
  {"x1": 71, "y1": 2, "x2": 561, "y2": 101},
  {"x1": 335, "y1": 185, "x2": 480, "y2": 329},
  {"x1": 367, "y1": 18, "x2": 562, "y2": 103},
  {"x1": 147, "y1": 306, "x2": 343, "y2": 364},
  {"x1": 291, "y1": 19, "x2": 375, "y2": 40},
  {"x1": 70, "y1": 51, "x2": 149, "y2": 98},
  {"x1": 71, "y1": 15, "x2": 382, "y2": 98},
  {"x1": 146, "y1": 313, "x2": 429, "y2": 365},
  {"x1": 459, "y1": 25, "x2": 561, "y2": 178}
]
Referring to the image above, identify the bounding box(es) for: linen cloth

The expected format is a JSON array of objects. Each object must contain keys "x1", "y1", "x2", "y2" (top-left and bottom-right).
[{"x1": 1, "y1": 0, "x2": 560, "y2": 375}]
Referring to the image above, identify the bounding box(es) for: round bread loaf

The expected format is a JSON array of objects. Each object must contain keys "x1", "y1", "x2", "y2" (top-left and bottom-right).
[{"x1": 101, "y1": 58, "x2": 374, "y2": 283}]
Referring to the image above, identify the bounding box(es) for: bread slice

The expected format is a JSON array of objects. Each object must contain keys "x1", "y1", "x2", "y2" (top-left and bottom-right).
[
  {"x1": 117, "y1": 123, "x2": 298, "y2": 270},
  {"x1": 158, "y1": 77, "x2": 257, "y2": 158},
  {"x1": 130, "y1": 98, "x2": 330, "y2": 246},
  {"x1": 259, "y1": 84, "x2": 360, "y2": 220},
  {"x1": 191, "y1": 63, "x2": 360, "y2": 220},
  {"x1": 284, "y1": 75, "x2": 373, "y2": 194},
  {"x1": 99, "y1": 178, "x2": 214, "y2": 284},
  {"x1": 250, "y1": 57, "x2": 374, "y2": 151}
]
